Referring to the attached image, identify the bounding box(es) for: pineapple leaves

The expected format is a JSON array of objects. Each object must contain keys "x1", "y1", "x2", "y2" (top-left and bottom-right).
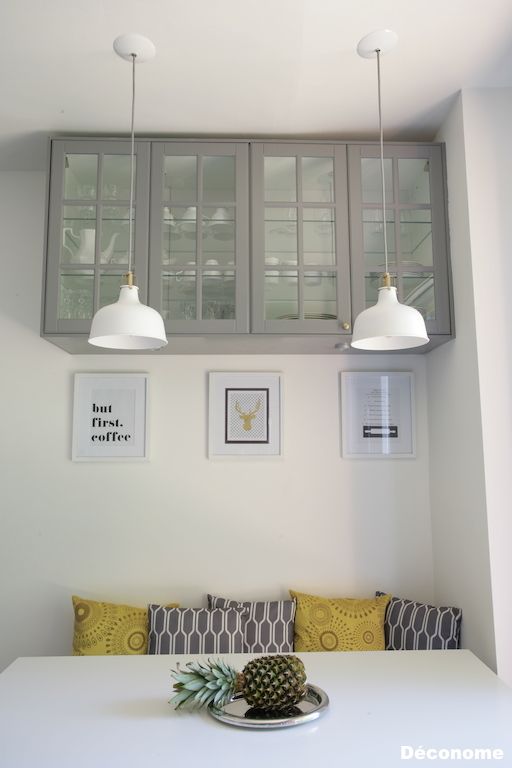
[
  {"x1": 169, "y1": 688, "x2": 196, "y2": 707},
  {"x1": 169, "y1": 658, "x2": 237, "y2": 710},
  {"x1": 182, "y1": 680, "x2": 206, "y2": 691}
]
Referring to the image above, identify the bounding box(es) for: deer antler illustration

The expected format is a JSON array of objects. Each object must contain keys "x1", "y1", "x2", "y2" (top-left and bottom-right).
[{"x1": 235, "y1": 399, "x2": 261, "y2": 431}]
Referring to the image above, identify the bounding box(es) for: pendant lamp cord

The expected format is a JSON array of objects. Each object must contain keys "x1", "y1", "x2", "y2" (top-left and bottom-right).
[
  {"x1": 128, "y1": 52, "x2": 136, "y2": 279},
  {"x1": 376, "y1": 48, "x2": 390, "y2": 283}
]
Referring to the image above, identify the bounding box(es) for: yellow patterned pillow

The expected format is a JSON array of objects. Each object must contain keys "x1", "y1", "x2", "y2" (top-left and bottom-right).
[
  {"x1": 72, "y1": 595, "x2": 179, "y2": 656},
  {"x1": 289, "y1": 590, "x2": 391, "y2": 652}
]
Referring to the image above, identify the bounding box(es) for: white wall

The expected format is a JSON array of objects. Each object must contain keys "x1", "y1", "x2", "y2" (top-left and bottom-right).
[
  {"x1": 428, "y1": 94, "x2": 498, "y2": 674},
  {"x1": 460, "y1": 88, "x2": 512, "y2": 687},
  {"x1": 429, "y1": 89, "x2": 512, "y2": 685},
  {"x1": 0, "y1": 171, "x2": 433, "y2": 672}
]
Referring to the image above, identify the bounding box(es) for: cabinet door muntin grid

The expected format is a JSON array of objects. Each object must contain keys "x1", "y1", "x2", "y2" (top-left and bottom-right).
[
  {"x1": 348, "y1": 144, "x2": 451, "y2": 335},
  {"x1": 251, "y1": 143, "x2": 351, "y2": 334},
  {"x1": 44, "y1": 140, "x2": 150, "y2": 334},
  {"x1": 150, "y1": 142, "x2": 249, "y2": 333}
]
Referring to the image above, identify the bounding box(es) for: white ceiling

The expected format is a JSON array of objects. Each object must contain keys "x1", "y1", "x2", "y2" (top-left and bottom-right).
[{"x1": 1, "y1": 0, "x2": 512, "y2": 170}]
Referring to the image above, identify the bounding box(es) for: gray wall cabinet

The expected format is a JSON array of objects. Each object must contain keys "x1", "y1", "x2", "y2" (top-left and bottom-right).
[
  {"x1": 42, "y1": 138, "x2": 453, "y2": 354},
  {"x1": 149, "y1": 142, "x2": 249, "y2": 334},
  {"x1": 43, "y1": 139, "x2": 151, "y2": 338},
  {"x1": 251, "y1": 143, "x2": 351, "y2": 336},
  {"x1": 347, "y1": 143, "x2": 451, "y2": 338}
]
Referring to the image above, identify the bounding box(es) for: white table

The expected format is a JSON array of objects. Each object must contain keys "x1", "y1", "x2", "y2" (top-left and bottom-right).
[{"x1": 1, "y1": 651, "x2": 511, "y2": 767}]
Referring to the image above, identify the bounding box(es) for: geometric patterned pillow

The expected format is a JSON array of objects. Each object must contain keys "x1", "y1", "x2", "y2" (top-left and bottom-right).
[
  {"x1": 207, "y1": 594, "x2": 295, "y2": 653},
  {"x1": 290, "y1": 589, "x2": 391, "y2": 652},
  {"x1": 147, "y1": 605, "x2": 246, "y2": 655},
  {"x1": 376, "y1": 592, "x2": 462, "y2": 650},
  {"x1": 71, "y1": 595, "x2": 178, "y2": 656}
]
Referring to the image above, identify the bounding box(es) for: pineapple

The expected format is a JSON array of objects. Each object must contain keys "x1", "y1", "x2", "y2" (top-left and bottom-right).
[{"x1": 170, "y1": 654, "x2": 307, "y2": 711}]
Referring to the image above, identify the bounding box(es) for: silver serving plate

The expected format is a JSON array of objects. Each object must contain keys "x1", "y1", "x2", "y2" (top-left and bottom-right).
[{"x1": 208, "y1": 684, "x2": 329, "y2": 729}]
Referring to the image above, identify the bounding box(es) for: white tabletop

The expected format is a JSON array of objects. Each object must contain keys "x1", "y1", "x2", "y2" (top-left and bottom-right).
[{"x1": 0, "y1": 651, "x2": 511, "y2": 767}]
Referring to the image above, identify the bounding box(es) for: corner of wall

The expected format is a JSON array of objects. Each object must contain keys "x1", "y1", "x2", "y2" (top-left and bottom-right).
[{"x1": 425, "y1": 93, "x2": 496, "y2": 671}]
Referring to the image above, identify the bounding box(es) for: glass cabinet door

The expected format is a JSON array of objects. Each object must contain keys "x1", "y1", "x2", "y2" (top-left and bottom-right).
[
  {"x1": 347, "y1": 144, "x2": 451, "y2": 336},
  {"x1": 44, "y1": 140, "x2": 150, "y2": 334},
  {"x1": 149, "y1": 142, "x2": 249, "y2": 333},
  {"x1": 251, "y1": 143, "x2": 351, "y2": 334}
]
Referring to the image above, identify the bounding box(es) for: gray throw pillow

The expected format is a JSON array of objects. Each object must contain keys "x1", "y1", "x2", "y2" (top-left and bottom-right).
[
  {"x1": 147, "y1": 605, "x2": 246, "y2": 654},
  {"x1": 208, "y1": 594, "x2": 295, "y2": 653},
  {"x1": 376, "y1": 591, "x2": 462, "y2": 650}
]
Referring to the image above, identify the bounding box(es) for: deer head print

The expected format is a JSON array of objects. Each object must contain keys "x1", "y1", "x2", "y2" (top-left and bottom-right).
[{"x1": 235, "y1": 399, "x2": 261, "y2": 431}]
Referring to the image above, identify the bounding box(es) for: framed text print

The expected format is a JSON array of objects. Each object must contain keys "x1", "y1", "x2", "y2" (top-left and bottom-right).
[
  {"x1": 72, "y1": 374, "x2": 148, "y2": 461},
  {"x1": 208, "y1": 372, "x2": 282, "y2": 457},
  {"x1": 341, "y1": 371, "x2": 415, "y2": 459}
]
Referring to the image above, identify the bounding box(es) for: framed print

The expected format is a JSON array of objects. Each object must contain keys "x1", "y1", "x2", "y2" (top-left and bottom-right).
[
  {"x1": 72, "y1": 374, "x2": 148, "y2": 461},
  {"x1": 209, "y1": 372, "x2": 282, "y2": 457},
  {"x1": 341, "y1": 371, "x2": 415, "y2": 459}
]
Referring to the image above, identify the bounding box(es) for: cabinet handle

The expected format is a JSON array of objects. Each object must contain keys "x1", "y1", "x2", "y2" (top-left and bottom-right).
[{"x1": 342, "y1": 321, "x2": 351, "y2": 331}]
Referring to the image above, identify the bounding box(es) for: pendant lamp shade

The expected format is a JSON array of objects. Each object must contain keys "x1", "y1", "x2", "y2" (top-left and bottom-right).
[
  {"x1": 88, "y1": 34, "x2": 167, "y2": 351},
  {"x1": 351, "y1": 285, "x2": 429, "y2": 350},
  {"x1": 350, "y1": 30, "x2": 429, "y2": 351},
  {"x1": 89, "y1": 285, "x2": 168, "y2": 350}
]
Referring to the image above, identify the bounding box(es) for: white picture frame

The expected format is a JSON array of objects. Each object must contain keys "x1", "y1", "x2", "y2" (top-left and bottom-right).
[
  {"x1": 341, "y1": 371, "x2": 415, "y2": 459},
  {"x1": 208, "y1": 372, "x2": 282, "y2": 457},
  {"x1": 72, "y1": 373, "x2": 149, "y2": 461}
]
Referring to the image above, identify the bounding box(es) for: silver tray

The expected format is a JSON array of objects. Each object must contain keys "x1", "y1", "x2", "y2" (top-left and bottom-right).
[{"x1": 208, "y1": 684, "x2": 329, "y2": 729}]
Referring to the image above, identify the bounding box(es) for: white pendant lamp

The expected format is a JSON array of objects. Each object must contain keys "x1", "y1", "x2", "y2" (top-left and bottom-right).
[
  {"x1": 89, "y1": 34, "x2": 167, "y2": 350},
  {"x1": 351, "y1": 30, "x2": 429, "y2": 351}
]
